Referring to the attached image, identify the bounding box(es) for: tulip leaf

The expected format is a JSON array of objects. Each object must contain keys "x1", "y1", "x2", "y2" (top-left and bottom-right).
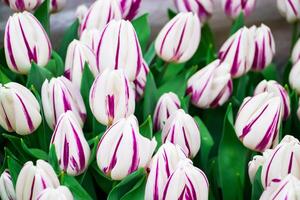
[
  {"x1": 62, "y1": 175, "x2": 93, "y2": 200},
  {"x1": 46, "y1": 51, "x2": 65, "y2": 77},
  {"x1": 167, "y1": 8, "x2": 177, "y2": 19},
  {"x1": 20, "y1": 139, "x2": 48, "y2": 160},
  {"x1": 143, "y1": 71, "x2": 158, "y2": 120},
  {"x1": 34, "y1": 0, "x2": 50, "y2": 34},
  {"x1": 283, "y1": 60, "x2": 293, "y2": 85},
  {"x1": 180, "y1": 95, "x2": 190, "y2": 113},
  {"x1": 232, "y1": 74, "x2": 250, "y2": 105},
  {"x1": 78, "y1": 170, "x2": 98, "y2": 199},
  {"x1": 251, "y1": 167, "x2": 263, "y2": 200},
  {"x1": 121, "y1": 176, "x2": 147, "y2": 200},
  {"x1": 132, "y1": 14, "x2": 151, "y2": 53},
  {"x1": 262, "y1": 63, "x2": 278, "y2": 80},
  {"x1": 218, "y1": 104, "x2": 249, "y2": 200},
  {"x1": 49, "y1": 144, "x2": 61, "y2": 174},
  {"x1": 2, "y1": 134, "x2": 28, "y2": 163},
  {"x1": 91, "y1": 162, "x2": 115, "y2": 194},
  {"x1": 159, "y1": 63, "x2": 185, "y2": 85},
  {"x1": 230, "y1": 13, "x2": 245, "y2": 35},
  {"x1": 7, "y1": 155, "x2": 22, "y2": 187},
  {"x1": 26, "y1": 63, "x2": 53, "y2": 93},
  {"x1": 154, "y1": 131, "x2": 163, "y2": 151},
  {"x1": 0, "y1": 68, "x2": 11, "y2": 84},
  {"x1": 139, "y1": 116, "x2": 153, "y2": 139},
  {"x1": 144, "y1": 43, "x2": 156, "y2": 65}
]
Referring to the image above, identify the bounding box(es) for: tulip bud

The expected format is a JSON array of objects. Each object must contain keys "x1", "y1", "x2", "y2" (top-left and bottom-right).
[
  {"x1": 95, "y1": 19, "x2": 143, "y2": 81},
  {"x1": 261, "y1": 135, "x2": 300, "y2": 188},
  {"x1": 16, "y1": 160, "x2": 60, "y2": 200},
  {"x1": 250, "y1": 24, "x2": 276, "y2": 71},
  {"x1": 118, "y1": 0, "x2": 141, "y2": 20},
  {"x1": 235, "y1": 92, "x2": 282, "y2": 152},
  {"x1": 162, "y1": 109, "x2": 200, "y2": 158},
  {"x1": 80, "y1": 29, "x2": 102, "y2": 53},
  {"x1": 37, "y1": 186, "x2": 73, "y2": 200},
  {"x1": 96, "y1": 115, "x2": 157, "y2": 180},
  {"x1": 289, "y1": 61, "x2": 300, "y2": 95},
  {"x1": 260, "y1": 175, "x2": 300, "y2": 200},
  {"x1": 79, "y1": 0, "x2": 122, "y2": 34},
  {"x1": 277, "y1": 0, "x2": 300, "y2": 23},
  {"x1": 133, "y1": 60, "x2": 149, "y2": 101},
  {"x1": 0, "y1": 170, "x2": 16, "y2": 200},
  {"x1": 254, "y1": 80, "x2": 290, "y2": 120},
  {"x1": 248, "y1": 150, "x2": 272, "y2": 184},
  {"x1": 0, "y1": 82, "x2": 42, "y2": 135},
  {"x1": 50, "y1": 0, "x2": 66, "y2": 13},
  {"x1": 162, "y1": 160, "x2": 209, "y2": 200},
  {"x1": 297, "y1": 100, "x2": 300, "y2": 121},
  {"x1": 4, "y1": 11, "x2": 52, "y2": 74},
  {"x1": 187, "y1": 59, "x2": 233, "y2": 108},
  {"x1": 64, "y1": 39, "x2": 99, "y2": 88},
  {"x1": 218, "y1": 26, "x2": 255, "y2": 78},
  {"x1": 153, "y1": 92, "x2": 181, "y2": 131},
  {"x1": 174, "y1": 0, "x2": 214, "y2": 23},
  {"x1": 5, "y1": 0, "x2": 43, "y2": 12},
  {"x1": 76, "y1": 4, "x2": 88, "y2": 23},
  {"x1": 221, "y1": 0, "x2": 256, "y2": 19},
  {"x1": 89, "y1": 69, "x2": 135, "y2": 126},
  {"x1": 51, "y1": 111, "x2": 91, "y2": 176},
  {"x1": 293, "y1": 38, "x2": 300, "y2": 64},
  {"x1": 155, "y1": 12, "x2": 201, "y2": 63},
  {"x1": 41, "y1": 76, "x2": 87, "y2": 129}
]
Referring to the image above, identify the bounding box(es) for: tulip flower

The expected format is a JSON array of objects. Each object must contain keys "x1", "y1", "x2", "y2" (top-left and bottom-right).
[
  {"x1": 0, "y1": 170, "x2": 16, "y2": 200},
  {"x1": 79, "y1": 0, "x2": 122, "y2": 34},
  {"x1": 218, "y1": 26, "x2": 255, "y2": 78},
  {"x1": 153, "y1": 92, "x2": 181, "y2": 131},
  {"x1": 89, "y1": 69, "x2": 135, "y2": 126},
  {"x1": 76, "y1": 4, "x2": 88, "y2": 23},
  {"x1": 145, "y1": 142, "x2": 187, "y2": 200},
  {"x1": 16, "y1": 160, "x2": 60, "y2": 200},
  {"x1": 293, "y1": 38, "x2": 300, "y2": 64},
  {"x1": 4, "y1": 11, "x2": 52, "y2": 74},
  {"x1": 261, "y1": 135, "x2": 300, "y2": 188},
  {"x1": 248, "y1": 150, "x2": 272, "y2": 184},
  {"x1": 133, "y1": 60, "x2": 149, "y2": 101},
  {"x1": 297, "y1": 100, "x2": 300, "y2": 121},
  {"x1": 95, "y1": 19, "x2": 143, "y2": 81},
  {"x1": 260, "y1": 175, "x2": 300, "y2": 200},
  {"x1": 80, "y1": 29, "x2": 102, "y2": 54},
  {"x1": 0, "y1": 82, "x2": 42, "y2": 135},
  {"x1": 64, "y1": 39, "x2": 99, "y2": 88},
  {"x1": 5, "y1": 0, "x2": 43, "y2": 12},
  {"x1": 162, "y1": 109, "x2": 201, "y2": 158},
  {"x1": 50, "y1": 0, "x2": 66, "y2": 13},
  {"x1": 187, "y1": 59, "x2": 233, "y2": 108},
  {"x1": 250, "y1": 24, "x2": 276, "y2": 71},
  {"x1": 96, "y1": 115, "x2": 157, "y2": 180},
  {"x1": 155, "y1": 12, "x2": 201, "y2": 63},
  {"x1": 118, "y1": 0, "x2": 141, "y2": 20},
  {"x1": 289, "y1": 61, "x2": 300, "y2": 95},
  {"x1": 51, "y1": 111, "x2": 91, "y2": 176},
  {"x1": 37, "y1": 186, "x2": 73, "y2": 200},
  {"x1": 41, "y1": 76, "x2": 87, "y2": 129},
  {"x1": 173, "y1": 0, "x2": 214, "y2": 23},
  {"x1": 221, "y1": 0, "x2": 256, "y2": 19},
  {"x1": 235, "y1": 92, "x2": 282, "y2": 152},
  {"x1": 277, "y1": 0, "x2": 300, "y2": 23}
]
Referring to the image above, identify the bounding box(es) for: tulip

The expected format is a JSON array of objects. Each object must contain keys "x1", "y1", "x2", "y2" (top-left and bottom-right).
[
  {"x1": 162, "y1": 109, "x2": 201, "y2": 158},
  {"x1": 50, "y1": 0, "x2": 66, "y2": 13},
  {"x1": 79, "y1": 0, "x2": 122, "y2": 34},
  {"x1": 0, "y1": 170, "x2": 16, "y2": 200},
  {"x1": 235, "y1": 92, "x2": 282, "y2": 152},
  {"x1": 261, "y1": 135, "x2": 300, "y2": 188},
  {"x1": 80, "y1": 29, "x2": 102, "y2": 53},
  {"x1": 64, "y1": 39, "x2": 99, "y2": 88},
  {"x1": 221, "y1": 0, "x2": 256, "y2": 19},
  {"x1": 4, "y1": 11, "x2": 52, "y2": 74},
  {"x1": 0, "y1": 82, "x2": 42, "y2": 135},
  {"x1": 51, "y1": 111, "x2": 91, "y2": 176},
  {"x1": 16, "y1": 160, "x2": 60, "y2": 200},
  {"x1": 5, "y1": 0, "x2": 43, "y2": 12},
  {"x1": 95, "y1": 19, "x2": 143, "y2": 81},
  {"x1": 218, "y1": 26, "x2": 255, "y2": 78},
  {"x1": 133, "y1": 60, "x2": 149, "y2": 101},
  {"x1": 155, "y1": 12, "x2": 201, "y2": 63},
  {"x1": 260, "y1": 175, "x2": 300, "y2": 200},
  {"x1": 118, "y1": 0, "x2": 141, "y2": 20},
  {"x1": 297, "y1": 100, "x2": 300, "y2": 121},
  {"x1": 96, "y1": 115, "x2": 157, "y2": 180},
  {"x1": 76, "y1": 4, "x2": 88, "y2": 23},
  {"x1": 162, "y1": 160, "x2": 209, "y2": 200},
  {"x1": 41, "y1": 76, "x2": 87, "y2": 129},
  {"x1": 173, "y1": 0, "x2": 214, "y2": 23},
  {"x1": 248, "y1": 150, "x2": 272, "y2": 184},
  {"x1": 292, "y1": 38, "x2": 300, "y2": 64},
  {"x1": 250, "y1": 24, "x2": 276, "y2": 71},
  {"x1": 186, "y1": 59, "x2": 233, "y2": 108},
  {"x1": 37, "y1": 186, "x2": 73, "y2": 200},
  {"x1": 89, "y1": 69, "x2": 135, "y2": 126},
  {"x1": 277, "y1": 0, "x2": 300, "y2": 23},
  {"x1": 153, "y1": 92, "x2": 181, "y2": 131},
  {"x1": 289, "y1": 61, "x2": 300, "y2": 95},
  {"x1": 145, "y1": 142, "x2": 187, "y2": 200}
]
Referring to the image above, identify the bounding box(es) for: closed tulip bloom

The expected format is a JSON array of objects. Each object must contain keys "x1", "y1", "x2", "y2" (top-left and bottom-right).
[
  {"x1": 80, "y1": 29, "x2": 102, "y2": 53},
  {"x1": 6, "y1": 0, "x2": 43, "y2": 12},
  {"x1": 0, "y1": 170, "x2": 16, "y2": 200},
  {"x1": 174, "y1": 0, "x2": 214, "y2": 23},
  {"x1": 162, "y1": 109, "x2": 200, "y2": 158},
  {"x1": 79, "y1": 0, "x2": 122, "y2": 34},
  {"x1": 96, "y1": 19, "x2": 143, "y2": 81},
  {"x1": 218, "y1": 26, "x2": 255, "y2": 78},
  {"x1": 37, "y1": 186, "x2": 73, "y2": 200},
  {"x1": 133, "y1": 60, "x2": 149, "y2": 101},
  {"x1": 64, "y1": 39, "x2": 99, "y2": 88},
  {"x1": 16, "y1": 160, "x2": 60, "y2": 200},
  {"x1": 248, "y1": 150, "x2": 272, "y2": 184},
  {"x1": 41, "y1": 76, "x2": 87, "y2": 129},
  {"x1": 89, "y1": 69, "x2": 135, "y2": 126},
  {"x1": 277, "y1": 0, "x2": 300, "y2": 23},
  {"x1": 250, "y1": 24, "x2": 276, "y2": 71},
  {"x1": 155, "y1": 12, "x2": 201, "y2": 63},
  {"x1": 96, "y1": 115, "x2": 157, "y2": 180},
  {"x1": 76, "y1": 4, "x2": 88, "y2": 23},
  {"x1": 118, "y1": 0, "x2": 141, "y2": 20},
  {"x1": 153, "y1": 92, "x2": 181, "y2": 131},
  {"x1": 51, "y1": 111, "x2": 91, "y2": 176},
  {"x1": 4, "y1": 11, "x2": 52, "y2": 74},
  {"x1": 293, "y1": 39, "x2": 300, "y2": 64},
  {"x1": 289, "y1": 61, "x2": 300, "y2": 95},
  {"x1": 235, "y1": 92, "x2": 282, "y2": 152},
  {"x1": 50, "y1": 0, "x2": 66, "y2": 13},
  {"x1": 0, "y1": 82, "x2": 41, "y2": 135},
  {"x1": 221, "y1": 0, "x2": 256, "y2": 19},
  {"x1": 186, "y1": 59, "x2": 233, "y2": 108}
]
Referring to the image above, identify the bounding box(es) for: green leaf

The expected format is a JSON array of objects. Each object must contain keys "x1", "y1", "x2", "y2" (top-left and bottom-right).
[
  {"x1": 251, "y1": 167, "x2": 263, "y2": 200},
  {"x1": 143, "y1": 72, "x2": 158, "y2": 120},
  {"x1": 49, "y1": 144, "x2": 61, "y2": 174},
  {"x1": 62, "y1": 175, "x2": 93, "y2": 200},
  {"x1": 78, "y1": 170, "x2": 98, "y2": 199},
  {"x1": 230, "y1": 13, "x2": 244, "y2": 35},
  {"x1": 160, "y1": 63, "x2": 185, "y2": 85},
  {"x1": 34, "y1": 0, "x2": 50, "y2": 34},
  {"x1": 139, "y1": 116, "x2": 153, "y2": 139},
  {"x1": 0, "y1": 68, "x2": 11, "y2": 84},
  {"x1": 154, "y1": 131, "x2": 162, "y2": 151},
  {"x1": 262, "y1": 63, "x2": 278, "y2": 80},
  {"x1": 26, "y1": 63, "x2": 53, "y2": 93},
  {"x1": 283, "y1": 60, "x2": 293, "y2": 85},
  {"x1": 232, "y1": 74, "x2": 250, "y2": 105},
  {"x1": 132, "y1": 14, "x2": 151, "y2": 52},
  {"x1": 2, "y1": 134, "x2": 28, "y2": 162},
  {"x1": 46, "y1": 51, "x2": 65, "y2": 76},
  {"x1": 7, "y1": 156, "x2": 22, "y2": 187},
  {"x1": 20, "y1": 139, "x2": 48, "y2": 160},
  {"x1": 180, "y1": 95, "x2": 190, "y2": 113},
  {"x1": 91, "y1": 162, "x2": 115, "y2": 194},
  {"x1": 144, "y1": 43, "x2": 156, "y2": 65},
  {"x1": 121, "y1": 176, "x2": 147, "y2": 200},
  {"x1": 167, "y1": 8, "x2": 177, "y2": 19}
]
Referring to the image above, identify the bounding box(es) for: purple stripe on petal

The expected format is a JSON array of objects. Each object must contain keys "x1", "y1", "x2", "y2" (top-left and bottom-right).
[
  {"x1": 128, "y1": 126, "x2": 139, "y2": 174},
  {"x1": 265, "y1": 146, "x2": 282, "y2": 186},
  {"x1": 182, "y1": 126, "x2": 191, "y2": 157},
  {"x1": 134, "y1": 32, "x2": 142, "y2": 77},
  {"x1": 15, "y1": 0, "x2": 25, "y2": 11},
  {"x1": 172, "y1": 18, "x2": 188, "y2": 61},
  {"x1": 153, "y1": 161, "x2": 159, "y2": 200},
  {"x1": 70, "y1": 122, "x2": 86, "y2": 171},
  {"x1": 96, "y1": 25, "x2": 109, "y2": 68},
  {"x1": 16, "y1": 94, "x2": 34, "y2": 132},
  {"x1": 1, "y1": 102, "x2": 13, "y2": 131},
  {"x1": 288, "y1": 152, "x2": 294, "y2": 173},
  {"x1": 125, "y1": 0, "x2": 141, "y2": 20},
  {"x1": 114, "y1": 23, "x2": 122, "y2": 69},
  {"x1": 106, "y1": 95, "x2": 115, "y2": 121},
  {"x1": 230, "y1": 32, "x2": 242, "y2": 75},
  {"x1": 6, "y1": 23, "x2": 18, "y2": 71},
  {"x1": 187, "y1": 175, "x2": 197, "y2": 199},
  {"x1": 196, "y1": 1, "x2": 210, "y2": 19},
  {"x1": 41, "y1": 177, "x2": 47, "y2": 189},
  {"x1": 163, "y1": 149, "x2": 171, "y2": 177},
  {"x1": 104, "y1": 134, "x2": 123, "y2": 174},
  {"x1": 162, "y1": 173, "x2": 175, "y2": 200},
  {"x1": 159, "y1": 19, "x2": 179, "y2": 55},
  {"x1": 288, "y1": 0, "x2": 298, "y2": 16},
  {"x1": 63, "y1": 135, "x2": 69, "y2": 171},
  {"x1": 29, "y1": 176, "x2": 36, "y2": 200},
  {"x1": 178, "y1": 187, "x2": 186, "y2": 200},
  {"x1": 271, "y1": 181, "x2": 289, "y2": 200},
  {"x1": 154, "y1": 103, "x2": 162, "y2": 131}
]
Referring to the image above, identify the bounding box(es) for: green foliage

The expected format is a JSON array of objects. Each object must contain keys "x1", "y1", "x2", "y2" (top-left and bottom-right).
[
  {"x1": 132, "y1": 14, "x2": 151, "y2": 53},
  {"x1": 230, "y1": 13, "x2": 245, "y2": 35},
  {"x1": 34, "y1": 0, "x2": 50, "y2": 34},
  {"x1": 26, "y1": 63, "x2": 53, "y2": 93},
  {"x1": 251, "y1": 167, "x2": 264, "y2": 200}
]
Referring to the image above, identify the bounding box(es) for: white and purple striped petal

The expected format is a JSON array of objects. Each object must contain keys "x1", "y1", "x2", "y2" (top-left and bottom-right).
[
  {"x1": 133, "y1": 60, "x2": 149, "y2": 101},
  {"x1": 6, "y1": 0, "x2": 43, "y2": 12},
  {"x1": 248, "y1": 150, "x2": 272, "y2": 184},
  {"x1": 221, "y1": 0, "x2": 256, "y2": 19},
  {"x1": 0, "y1": 170, "x2": 16, "y2": 200},
  {"x1": 118, "y1": 0, "x2": 141, "y2": 20},
  {"x1": 277, "y1": 0, "x2": 300, "y2": 23},
  {"x1": 49, "y1": 0, "x2": 66, "y2": 13},
  {"x1": 37, "y1": 186, "x2": 73, "y2": 200},
  {"x1": 80, "y1": 29, "x2": 102, "y2": 54}
]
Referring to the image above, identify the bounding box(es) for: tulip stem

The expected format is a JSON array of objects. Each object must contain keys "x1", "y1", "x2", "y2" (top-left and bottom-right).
[{"x1": 291, "y1": 22, "x2": 299, "y2": 51}]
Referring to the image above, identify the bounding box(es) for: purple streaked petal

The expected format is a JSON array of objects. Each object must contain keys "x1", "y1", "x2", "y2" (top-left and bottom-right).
[
  {"x1": 128, "y1": 126, "x2": 139, "y2": 174},
  {"x1": 103, "y1": 134, "x2": 123, "y2": 174},
  {"x1": 29, "y1": 176, "x2": 36, "y2": 200},
  {"x1": 70, "y1": 122, "x2": 85, "y2": 171},
  {"x1": 265, "y1": 146, "x2": 282, "y2": 186},
  {"x1": 114, "y1": 23, "x2": 122, "y2": 70},
  {"x1": 16, "y1": 93, "x2": 34, "y2": 132},
  {"x1": 288, "y1": 152, "x2": 294, "y2": 173},
  {"x1": 6, "y1": 23, "x2": 18, "y2": 71},
  {"x1": 63, "y1": 135, "x2": 69, "y2": 171}
]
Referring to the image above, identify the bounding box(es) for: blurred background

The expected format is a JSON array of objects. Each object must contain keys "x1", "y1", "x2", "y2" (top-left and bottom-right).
[{"x1": 0, "y1": 0, "x2": 291, "y2": 67}]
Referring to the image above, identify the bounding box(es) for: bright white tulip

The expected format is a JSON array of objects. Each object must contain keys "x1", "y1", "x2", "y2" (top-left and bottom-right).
[
  {"x1": 80, "y1": 29, "x2": 102, "y2": 54},
  {"x1": 221, "y1": 0, "x2": 256, "y2": 19},
  {"x1": 248, "y1": 150, "x2": 272, "y2": 184},
  {"x1": 289, "y1": 61, "x2": 300, "y2": 95},
  {"x1": 5, "y1": 0, "x2": 43, "y2": 12},
  {"x1": 37, "y1": 186, "x2": 73, "y2": 200},
  {"x1": 0, "y1": 170, "x2": 16, "y2": 200},
  {"x1": 277, "y1": 0, "x2": 300, "y2": 23},
  {"x1": 292, "y1": 38, "x2": 300, "y2": 64}
]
